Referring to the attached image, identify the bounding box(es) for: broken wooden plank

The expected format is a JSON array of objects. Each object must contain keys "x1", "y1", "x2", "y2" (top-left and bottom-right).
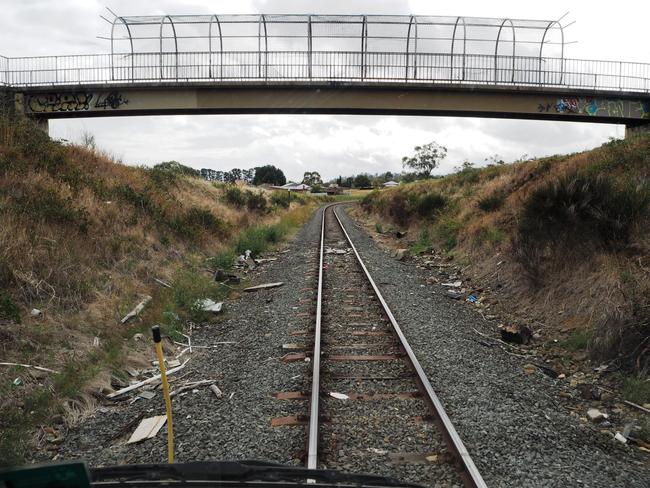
[
  {"x1": 154, "y1": 278, "x2": 171, "y2": 288},
  {"x1": 244, "y1": 282, "x2": 284, "y2": 292},
  {"x1": 120, "y1": 296, "x2": 152, "y2": 324},
  {"x1": 107, "y1": 360, "x2": 189, "y2": 398},
  {"x1": 0, "y1": 362, "x2": 59, "y2": 374},
  {"x1": 127, "y1": 415, "x2": 166, "y2": 444}
]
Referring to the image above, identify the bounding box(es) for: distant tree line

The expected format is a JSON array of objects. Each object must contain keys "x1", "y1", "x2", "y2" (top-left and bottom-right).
[{"x1": 200, "y1": 164, "x2": 287, "y2": 186}]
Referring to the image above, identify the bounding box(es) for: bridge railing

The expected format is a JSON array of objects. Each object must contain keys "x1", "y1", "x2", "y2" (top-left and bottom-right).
[{"x1": 2, "y1": 51, "x2": 649, "y2": 93}]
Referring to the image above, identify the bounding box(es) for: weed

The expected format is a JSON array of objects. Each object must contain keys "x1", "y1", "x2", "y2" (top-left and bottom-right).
[
  {"x1": 561, "y1": 329, "x2": 591, "y2": 352},
  {"x1": 271, "y1": 192, "x2": 290, "y2": 208},
  {"x1": 14, "y1": 187, "x2": 89, "y2": 232},
  {"x1": 621, "y1": 376, "x2": 650, "y2": 405},
  {"x1": 0, "y1": 292, "x2": 20, "y2": 323},
  {"x1": 167, "y1": 269, "x2": 225, "y2": 331},
  {"x1": 435, "y1": 218, "x2": 462, "y2": 251},
  {"x1": 410, "y1": 227, "x2": 432, "y2": 255},
  {"x1": 375, "y1": 222, "x2": 383, "y2": 234},
  {"x1": 477, "y1": 191, "x2": 506, "y2": 212},
  {"x1": 245, "y1": 191, "x2": 268, "y2": 212},
  {"x1": 473, "y1": 227, "x2": 506, "y2": 247},
  {"x1": 209, "y1": 249, "x2": 237, "y2": 271}
]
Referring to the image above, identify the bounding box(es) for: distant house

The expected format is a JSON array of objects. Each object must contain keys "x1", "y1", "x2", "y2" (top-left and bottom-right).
[
  {"x1": 383, "y1": 180, "x2": 399, "y2": 188},
  {"x1": 271, "y1": 182, "x2": 312, "y2": 192}
]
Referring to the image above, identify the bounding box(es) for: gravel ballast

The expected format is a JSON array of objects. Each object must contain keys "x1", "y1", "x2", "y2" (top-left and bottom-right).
[
  {"x1": 57, "y1": 203, "x2": 650, "y2": 487},
  {"x1": 335, "y1": 204, "x2": 650, "y2": 488}
]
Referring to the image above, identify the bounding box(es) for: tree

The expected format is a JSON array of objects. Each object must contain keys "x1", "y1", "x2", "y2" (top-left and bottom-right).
[
  {"x1": 353, "y1": 174, "x2": 372, "y2": 188},
  {"x1": 155, "y1": 160, "x2": 200, "y2": 177},
  {"x1": 302, "y1": 171, "x2": 322, "y2": 186},
  {"x1": 252, "y1": 165, "x2": 286, "y2": 186},
  {"x1": 402, "y1": 141, "x2": 447, "y2": 177}
]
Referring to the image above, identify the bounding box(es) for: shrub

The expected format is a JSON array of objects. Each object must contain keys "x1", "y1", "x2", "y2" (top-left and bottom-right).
[
  {"x1": 209, "y1": 249, "x2": 236, "y2": 271},
  {"x1": 167, "y1": 269, "x2": 224, "y2": 328},
  {"x1": 518, "y1": 173, "x2": 649, "y2": 251},
  {"x1": 245, "y1": 191, "x2": 268, "y2": 212},
  {"x1": 436, "y1": 218, "x2": 462, "y2": 251},
  {"x1": 417, "y1": 192, "x2": 446, "y2": 218},
  {"x1": 222, "y1": 185, "x2": 246, "y2": 207},
  {"x1": 14, "y1": 187, "x2": 89, "y2": 232},
  {"x1": 477, "y1": 191, "x2": 506, "y2": 212},
  {"x1": 410, "y1": 227, "x2": 432, "y2": 254},
  {"x1": 271, "y1": 192, "x2": 290, "y2": 208},
  {"x1": 169, "y1": 207, "x2": 225, "y2": 239}
]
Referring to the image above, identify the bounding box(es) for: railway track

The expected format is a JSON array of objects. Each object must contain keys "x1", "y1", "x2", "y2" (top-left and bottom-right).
[{"x1": 305, "y1": 204, "x2": 486, "y2": 487}]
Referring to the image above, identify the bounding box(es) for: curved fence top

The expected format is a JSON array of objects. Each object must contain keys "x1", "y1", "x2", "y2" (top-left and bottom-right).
[{"x1": 107, "y1": 13, "x2": 567, "y2": 60}]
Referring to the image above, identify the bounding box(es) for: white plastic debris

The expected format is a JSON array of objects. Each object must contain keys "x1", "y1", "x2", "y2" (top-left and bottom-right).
[
  {"x1": 587, "y1": 408, "x2": 608, "y2": 423},
  {"x1": 441, "y1": 281, "x2": 462, "y2": 287},
  {"x1": 127, "y1": 416, "x2": 166, "y2": 444},
  {"x1": 30, "y1": 308, "x2": 42, "y2": 317},
  {"x1": 195, "y1": 299, "x2": 223, "y2": 314},
  {"x1": 329, "y1": 392, "x2": 350, "y2": 400},
  {"x1": 614, "y1": 432, "x2": 628, "y2": 444}
]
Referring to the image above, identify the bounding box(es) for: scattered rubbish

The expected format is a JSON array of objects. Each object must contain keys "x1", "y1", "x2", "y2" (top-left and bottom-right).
[
  {"x1": 256, "y1": 258, "x2": 278, "y2": 264},
  {"x1": 210, "y1": 384, "x2": 223, "y2": 398},
  {"x1": 133, "y1": 333, "x2": 145, "y2": 341},
  {"x1": 329, "y1": 392, "x2": 350, "y2": 400},
  {"x1": 578, "y1": 384, "x2": 601, "y2": 400},
  {"x1": 170, "y1": 379, "x2": 215, "y2": 398},
  {"x1": 12, "y1": 377, "x2": 22, "y2": 386},
  {"x1": 213, "y1": 269, "x2": 228, "y2": 282},
  {"x1": 154, "y1": 278, "x2": 172, "y2": 289},
  {"x1": 93, "y1": 336, "x2": 100, "y2": 347},
  {"x1": 466, "y1": 294, "x2": 478, "y2": 303},
  {"x1": 523, "y1": 364, "x2": 537, "y2": 375},
  {"x1": 395, "y1": 231, "x2": 407, "y2": 239},
  {"x1": 614, "y1": 432, "x2": 628, "y2": 444},
  {"x1": 367, "y1": 448, "x2": 388, "y2": 455},
  {"x1": 195, "y1": 298, "x2": 223, "y2": 314},
  {"x1": 425, "y1": 454, "x2": 439, "y2": 463},
  {"x1": 442, "y1": 281, "x2": 462, "y2": 288},
  {"x1": 30, "y1": 308, "x2": 42, "y2": 317},
  {"x1": 393, "y1": 249, "x2": 409, "y2": 261},
  {"x1": 239, "y1": 250, "x2": 256, "y2": 270},
  {"x1": 107, "y1": 359, "x2": 189, "y2": 398},
  {"x1": 227, "y1": 275, "x2": 240, "y2": 285},
  {"x1": 282, "y1": 343, "x2": 302, "y2": 350},
  {"x1": 587, "y1": 408, "x2": 608, "y2": 423},
  {"x1": 445, "y1": 290, "x2": 462, "y2": 300},
  {"x1": 0, "y1": 362, "x2": 59, "y2": 374},
  {"x1": 126, "y1": 367, "x2": 139, "y2": 377},
  {"x1": 499, "y1": 324, "x2": 532, "y2": 345},
  {"x1": 244, "y1": 282, "x2": 284, "y2": 292},
  {"x1": 121, "y1": 296, "x2": 152, "y2": 324},
  {"x1": 229, "y1": 392, "x2": 235, "y2": 400},
  {"x1": 167, "y1": 359, "x2": 181, "y2": 368},
  {"x1": 127, "y1": 415, "x2": 167, "y2": 444},
  {"x1": 138, "y1": 390, "x2": 156, "y2": 400},
  {"x1": 325, "y1": 247, "x2": 348, "y2": 255}
]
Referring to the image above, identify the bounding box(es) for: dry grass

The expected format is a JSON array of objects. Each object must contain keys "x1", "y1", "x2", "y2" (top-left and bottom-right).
[
  {"x1": 361, "y1": 134, "x2": 650, "y2": 374},
  {"x1": 0, "y1": 116, "x2": 320, "y2": 464}
]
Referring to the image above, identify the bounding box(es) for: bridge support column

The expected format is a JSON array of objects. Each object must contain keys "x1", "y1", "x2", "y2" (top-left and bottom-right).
[{"x1": 625, "y1": 123, "x2": 650, "y2": 138}]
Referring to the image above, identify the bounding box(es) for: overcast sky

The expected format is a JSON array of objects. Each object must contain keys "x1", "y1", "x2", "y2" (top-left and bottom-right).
[{"x1": 2, "y1": 1, "x2": 648, "y2": 180}]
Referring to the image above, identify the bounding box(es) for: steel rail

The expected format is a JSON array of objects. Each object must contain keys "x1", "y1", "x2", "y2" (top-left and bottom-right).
[
  {"x1": 306, "y1": 205, "x2": 326, "y2": 470},
  {"x1": 328, "y1": 205, "x2": 488, "y2": 488}
]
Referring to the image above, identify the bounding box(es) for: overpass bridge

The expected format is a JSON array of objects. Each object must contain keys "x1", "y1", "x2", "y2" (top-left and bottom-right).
[{"x1": 1, "y1": 13, "x2": 649, "y2": 135}]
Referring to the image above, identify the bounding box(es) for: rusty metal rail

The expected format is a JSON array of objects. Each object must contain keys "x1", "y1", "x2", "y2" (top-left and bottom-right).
[{"x1": 306, "y1": 204, "x2": 487, "y2": 487}]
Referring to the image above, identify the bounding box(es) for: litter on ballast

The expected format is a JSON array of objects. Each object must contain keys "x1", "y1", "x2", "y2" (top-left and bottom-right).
[
  {"x1": 121, "y1": 296, "x2": 152, "y2": 324},
  {"x1": 466, "y1": 294, "x2": 478, "y2": 303},
  {"x1": 137, "y1": 390, "x2": 156, "y2": 400},
  {"x1": 244, "y1": 282, "x2": 284, "y2": 292},
  {"x1": 210, "y1": 384, "x2": 223, "y2": 398},
  {"x1": 127, "y1": 416, "x2": 167, "y2": 444},
  {"x1": 445, "y1": 290, "x2": 462, "y2": 300},
  {"x1": 256, "y1": 258, "x2": 278, "y2": 264},
  {"x1": 499, "y1": 323, "x2": 532, "y2": 345},
  {"x1": 329, "y1": 392, "x2": 350, "y2": 400},
  {"x1": 441, "y1": 281, "x2": 462, "y2": 288},
  {"x1": 282, "y1": 343, "x2": 303, "y2": 350},
  {"x1": 195, "y1": 298, "x2": 223, "y2": 314},
  {"x1": 614, "y1": 432, "x2": 628, "y2": 444},
  {"x1": 367, "y1": 448, "x2": 388, "y2": 455},
  {"x1": 325, "y1": 247, "x2": 348, "y2": 255},
  {"x1": 107, "y1": 359, "x2": 189, "y2": 398}
]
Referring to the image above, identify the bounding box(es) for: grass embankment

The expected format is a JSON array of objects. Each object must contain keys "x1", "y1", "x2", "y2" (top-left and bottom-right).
[
  {"x1": 361, "y1": 135, "x2": 650, "y2": 388},
  {"x1": 0, "y1": 116, "x2": 318, "y2": 465}
]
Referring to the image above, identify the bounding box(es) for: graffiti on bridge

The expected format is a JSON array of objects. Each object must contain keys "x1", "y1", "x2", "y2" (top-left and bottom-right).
[
  {"x1": 27, "y1": 91, "x2": 128, "y2": 113},
  {"x1": 538, "y1": 97, "x2": 650, "y2": 119}
]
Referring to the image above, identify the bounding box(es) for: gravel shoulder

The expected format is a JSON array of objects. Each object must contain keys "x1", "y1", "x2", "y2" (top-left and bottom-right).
[{"x1": 336, "y1": 204, "x2": 650, "y2": 488}]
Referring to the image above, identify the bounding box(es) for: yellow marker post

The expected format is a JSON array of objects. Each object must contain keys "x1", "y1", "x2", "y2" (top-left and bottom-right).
[{"x1": 152, "y1": 325, "x2": 174, "y2": 463}]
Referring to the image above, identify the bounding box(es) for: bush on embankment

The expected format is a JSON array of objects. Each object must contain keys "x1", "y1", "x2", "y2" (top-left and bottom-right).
[{"x1": 360, "y1": 133, "x2": 650, "y2": 374}]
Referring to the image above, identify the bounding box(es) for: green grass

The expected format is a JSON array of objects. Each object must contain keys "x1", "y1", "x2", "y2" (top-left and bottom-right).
[
  {"x1": 561, "y1": 329, "x2": 591, "y2": 352},
  {"x1": 477, "y1": 191, "x2": 506, "y2": 212},
  {"x1": 375, "y1": 222, "x2": 383, "y2": 234},
  {"x1": 621, "y1": 376, "x2": 650, "y2": 405},
  {"x1": 435, "y1": 217, "x2": 462, "y2": 251},
  {"x1": 473, "y1": 227, "x2": 506, "y2": 247},
  {"x1": 409, "y1": 227, "x2": 432, "y2": 255}
]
